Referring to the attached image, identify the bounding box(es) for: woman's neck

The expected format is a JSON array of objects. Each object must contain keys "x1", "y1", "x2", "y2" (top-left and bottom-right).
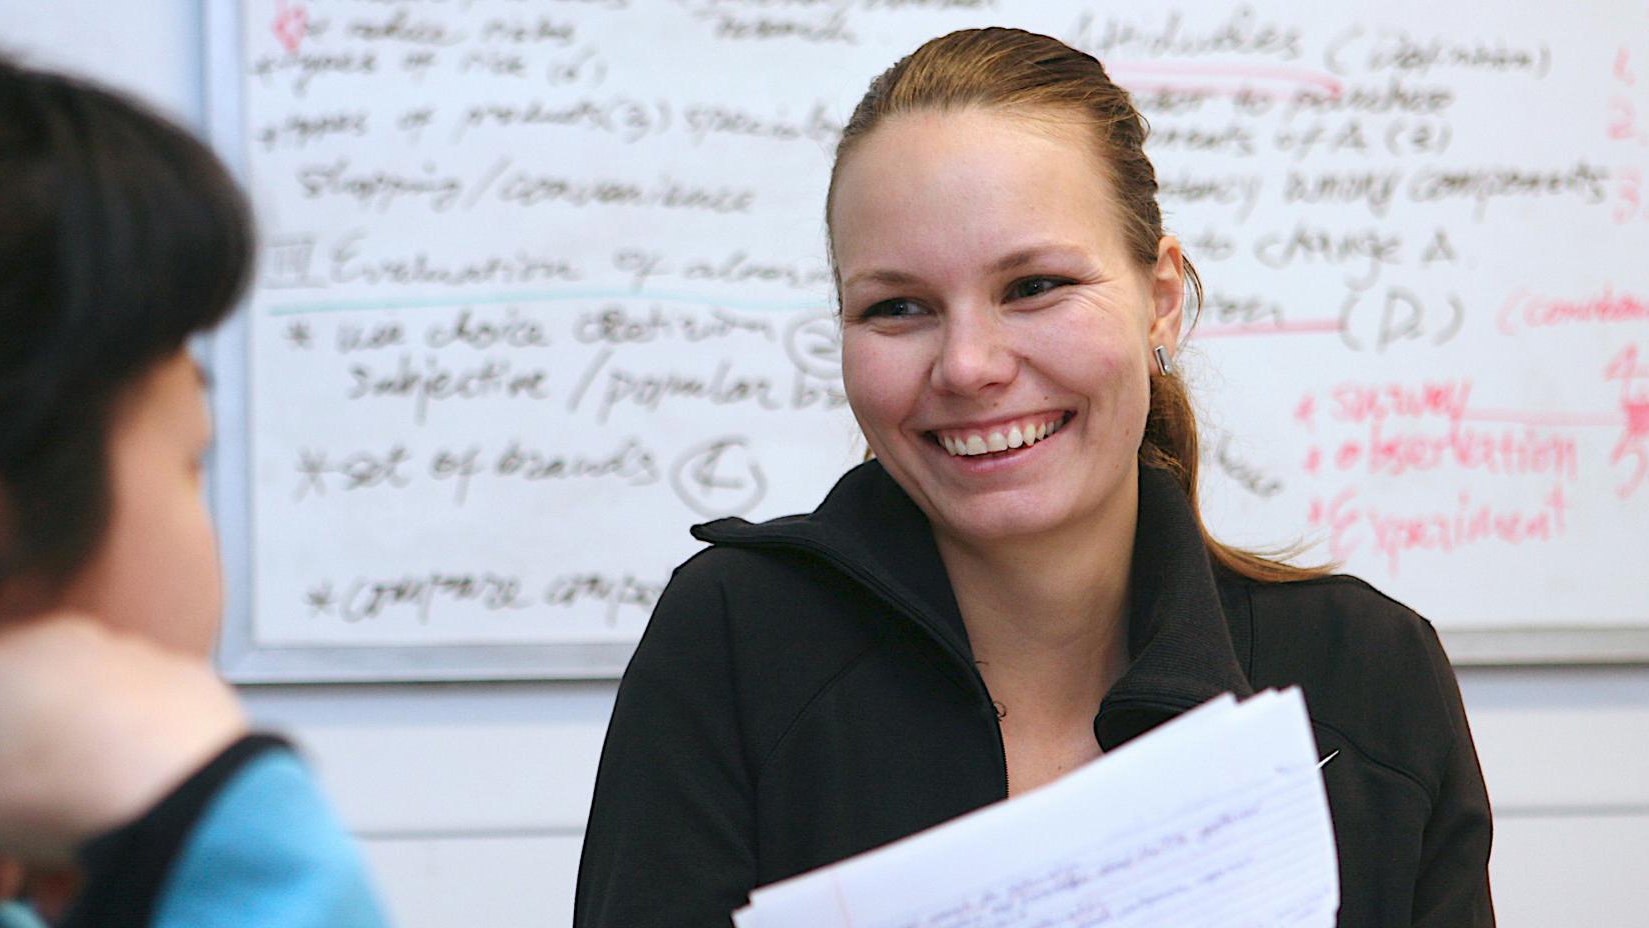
[{"x1": 933, "y1": 473, "x2": 1138, "y2": 726}]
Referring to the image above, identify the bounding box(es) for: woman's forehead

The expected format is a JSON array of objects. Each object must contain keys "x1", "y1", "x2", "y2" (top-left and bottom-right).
[{"x1": 831, "y1": 109, "x2": 1125, "y2": 274}]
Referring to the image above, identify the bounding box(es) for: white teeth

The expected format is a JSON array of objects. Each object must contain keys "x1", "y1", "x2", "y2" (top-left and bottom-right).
[{"x1": 938, "y1": 415, "x2": 1068, "y2": 456}]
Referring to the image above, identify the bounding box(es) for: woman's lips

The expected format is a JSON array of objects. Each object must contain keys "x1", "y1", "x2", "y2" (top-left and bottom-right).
[{"x1": 931, "y1": 411, "x2": 1073, "y2": 457}]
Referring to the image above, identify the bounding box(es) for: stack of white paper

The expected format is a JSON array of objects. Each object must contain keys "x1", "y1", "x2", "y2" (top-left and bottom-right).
[{"x1": 733, "y1": 688, "x2": 1338, "y2": 928}]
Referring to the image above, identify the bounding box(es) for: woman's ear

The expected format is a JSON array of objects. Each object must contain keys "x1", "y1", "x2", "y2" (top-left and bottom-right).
[{"x1": 1148, "y1": 235, "x2": 1186, "y2": 352}]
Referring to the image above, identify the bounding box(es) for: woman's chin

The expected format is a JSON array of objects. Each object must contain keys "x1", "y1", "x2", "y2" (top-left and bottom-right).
[{"x1": 925, "y1": 498, "x2": 1075, "y2": 548}]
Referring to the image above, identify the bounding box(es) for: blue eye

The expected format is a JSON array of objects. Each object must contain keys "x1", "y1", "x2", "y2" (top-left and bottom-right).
[
  {"x1": 861, "y1": 298, "x2": 924, "y2": 319},
  {"x1": 1007, "y1": 277, "x2": 1072, "y2": 300}
]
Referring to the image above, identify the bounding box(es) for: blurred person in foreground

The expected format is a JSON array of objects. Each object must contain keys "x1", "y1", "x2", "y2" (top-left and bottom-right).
[{"x1": 0, "y1": 56, "x2": 387, "y2": 928}]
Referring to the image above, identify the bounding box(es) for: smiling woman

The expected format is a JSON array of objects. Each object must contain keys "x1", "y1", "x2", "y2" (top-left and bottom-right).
[
  {"x1": 578, "y1": 27, "x2": 1494, "y2": 928},
  {"x1": 833, "y1": 109, "x2": 1175, "y2": 555}
]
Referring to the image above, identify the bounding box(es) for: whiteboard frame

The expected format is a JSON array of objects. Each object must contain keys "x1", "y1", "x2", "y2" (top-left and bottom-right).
[
  {"x1": 201, "y1": 0, "x2": 1649, "y2": 683},
  {"x1": 1440, "y1": 628, "x2": 1649, "y2": 667}
]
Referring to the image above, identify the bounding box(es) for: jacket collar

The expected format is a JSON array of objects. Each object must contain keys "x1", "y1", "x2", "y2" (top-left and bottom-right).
[{"x1": 691, "y1": 459, "x2": 1253, "y2": 749}]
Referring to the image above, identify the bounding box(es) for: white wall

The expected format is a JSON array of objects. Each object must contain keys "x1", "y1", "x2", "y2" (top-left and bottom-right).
[
  {"x1": 1, "y1": 3, "x2": 198, "y2": 124},
  {"x1": 241, "y1": 682, "x2": 611, "y2": 925},
  {"x1": 7, "y1": 4, "x2": 1648, "y2": 926}
]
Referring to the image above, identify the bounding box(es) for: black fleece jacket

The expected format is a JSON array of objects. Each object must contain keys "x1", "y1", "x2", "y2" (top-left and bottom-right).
[{"x1": 575, "y1": 461, "x2": 1494, "y2": 927}]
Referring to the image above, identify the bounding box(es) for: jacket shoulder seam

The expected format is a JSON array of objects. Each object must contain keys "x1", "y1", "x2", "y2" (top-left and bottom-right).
[
  {"x1": 753, "y1": 640, "x2": 885, "y2": 781},
  {"x1": 1233, "y1": 573, "x2": 1448, "y2": 800},
  {"x1": 681, "y1": 546, "x2": 879, "y2": 783},
  {"x1": 1311, "y1": 717, "x2": 1435, "y2": 804}
]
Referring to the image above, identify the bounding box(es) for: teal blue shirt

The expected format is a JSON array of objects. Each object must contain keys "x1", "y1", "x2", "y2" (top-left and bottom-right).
[
  {"x1": 152, "y1": 750, "x2": 387, "y2": 927},
  {"x1": 0, "y1": 901, "x2": 46, "y2": 928},
  {"x1": 59, "y1": 740, "x2": 388, "y2": 928}
]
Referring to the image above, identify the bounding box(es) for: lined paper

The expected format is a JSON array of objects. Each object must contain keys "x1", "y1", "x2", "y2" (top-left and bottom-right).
[{"x1": 734, "y1": 689, "x2": 1337, "y2": 928}]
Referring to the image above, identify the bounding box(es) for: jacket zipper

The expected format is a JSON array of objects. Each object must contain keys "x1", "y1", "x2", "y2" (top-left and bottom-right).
[
  {"x1": 712, "y1": 533, "x2": 1013, "y2": 799},
  {"x1": 732, "y1": 535, "x2": 1229, "y2": 798}
]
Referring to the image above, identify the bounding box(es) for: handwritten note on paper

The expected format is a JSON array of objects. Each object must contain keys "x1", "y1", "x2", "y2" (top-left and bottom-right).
[{"x1": 733, "y1": 689, "x2": 1337, "y2": 928}]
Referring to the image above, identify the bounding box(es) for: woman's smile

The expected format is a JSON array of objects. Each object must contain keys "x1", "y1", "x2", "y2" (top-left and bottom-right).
[
  {"x1": 930, "y1": 410, "x2": 1073, "y2": 458},
  {"x1": 833, "y1": 107, "x2": 1183, "y2": 545}
]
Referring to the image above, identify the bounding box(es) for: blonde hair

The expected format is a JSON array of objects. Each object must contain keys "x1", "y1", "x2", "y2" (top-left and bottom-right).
[{"x1": 827, "y1": 27, "x2": 1328, "y2": 584}]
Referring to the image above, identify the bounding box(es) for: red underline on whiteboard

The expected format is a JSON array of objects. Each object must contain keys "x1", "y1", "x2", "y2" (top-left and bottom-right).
[
  {"x1": 1459, "y1": 409, "x2": 1623, "y2": 428},
  {"x1": 1110, "y1": 61, "x2": 1343, "y2": 96},
  {"x1": 1195, "y1": 320, "x2": 1343, "y2": 339}
]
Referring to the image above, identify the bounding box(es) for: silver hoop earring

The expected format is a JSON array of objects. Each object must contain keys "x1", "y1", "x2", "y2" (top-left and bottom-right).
[{"x1": 1154, "y1": 345, "x2": 1173, "y2": 376}]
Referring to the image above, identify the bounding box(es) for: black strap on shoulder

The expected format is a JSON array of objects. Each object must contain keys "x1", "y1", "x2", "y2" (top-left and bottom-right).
[{"x1": 60, "y1": 733, "x2": 292, "y2": 928}]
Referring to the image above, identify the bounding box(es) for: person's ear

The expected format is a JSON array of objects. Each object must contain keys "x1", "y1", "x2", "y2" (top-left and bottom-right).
[{"x1": 1147, "y1": 235, "x2": 1185, "y2": 354}]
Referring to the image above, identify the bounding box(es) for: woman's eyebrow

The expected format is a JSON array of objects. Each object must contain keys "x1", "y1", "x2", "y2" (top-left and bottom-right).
[
  {"x1": 988, "y1": 243, "x2": 1087, "y2": 274},
  {"x1": 842, "y1": 267, "x2": 921, "y2": 289},
  {"x1": 843, "y1": 244, "x2": 1090, "y2": 290}
]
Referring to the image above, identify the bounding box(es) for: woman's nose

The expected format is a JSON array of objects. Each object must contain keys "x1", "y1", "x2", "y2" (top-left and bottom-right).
[{"x1": 930, "y1": 307, "x2": 1017, "y2": 395}]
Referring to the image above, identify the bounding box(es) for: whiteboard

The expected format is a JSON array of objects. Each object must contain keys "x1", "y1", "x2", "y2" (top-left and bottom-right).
[{"x1": 206, "y1": 0, "x2": 1649, "y2": 681}]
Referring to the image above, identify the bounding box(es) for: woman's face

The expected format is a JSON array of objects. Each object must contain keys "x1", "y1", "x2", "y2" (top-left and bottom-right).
[
  {"x1": 832, "y1": 108, "x2": 1183, "y2": 548},
  {"x1": 58, "y1": 351, "x2": 221, "y2": 657}
]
